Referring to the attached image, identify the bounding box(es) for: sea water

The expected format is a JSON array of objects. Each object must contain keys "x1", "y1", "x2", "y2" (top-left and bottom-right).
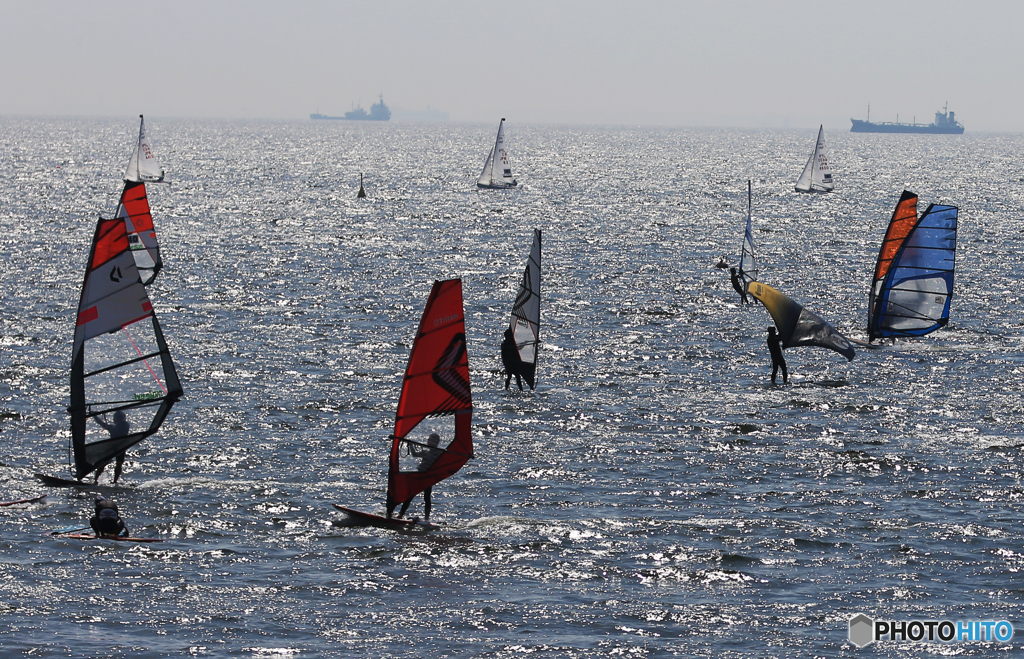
[{"x1": 1, "y1": 117, "x2": 1023, "y2": 657}]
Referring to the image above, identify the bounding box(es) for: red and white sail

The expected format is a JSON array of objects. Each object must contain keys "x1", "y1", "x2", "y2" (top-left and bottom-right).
[
  {"x1": 387, "y1": 280, "x2": 473, "y2": 510},
  {"x1": 70, "y1": 218, "x2": 181, "y2": 479}
]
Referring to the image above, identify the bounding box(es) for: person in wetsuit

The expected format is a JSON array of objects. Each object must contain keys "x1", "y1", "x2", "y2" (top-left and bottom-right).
[
  {"x1": 392, "y1": 433, "x2": 444, "y2": 522},
  {"x1": 501, "y1": 328, "x2": 525, "y2": 391},
  {"x1": 93, "y1": 409, "x2": 130, "y2": 484},
  {"x1": 730, "y1": 267, "x2": 749, "y2": 305},
  {"x1": 767, "y1": 326, "x2": 788, "y2": 384},
  {"x1": 90, "y1": 495, "x2": 129, "y2": 537}
]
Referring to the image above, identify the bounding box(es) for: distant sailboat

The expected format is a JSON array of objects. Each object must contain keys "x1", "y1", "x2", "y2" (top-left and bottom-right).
[
  {"x1": 120, "y1": 115, "x2": 166, "y2": 285},
  {"x1": 335, "y1": 279, "x2": 473, "y2": 528},
  {"x1": 867, "y1": 191, "x2": 958, "y2": 341},
  {"x1": 739, "y1": 180, "x2": 757, "y2": 287},
  {"x1": 477, "y1": 119, "x2": 518, "y2": 189},
  {"x1": 357, "y1": 173, "x2": 366, "y2": 199},
  {"x1": 795, "y1": 125, "x2": 834, "y2": 193},
  {"x1": 510, "y1": 230, "x2": 541, "y2": 389},
  {"x1": 37, "y1": 216, "x2": 182, "y2": 486}
]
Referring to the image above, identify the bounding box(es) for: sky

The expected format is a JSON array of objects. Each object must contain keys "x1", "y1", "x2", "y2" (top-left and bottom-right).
[{"x1": 1, "y1": 0, "x2": 1021, "y2": 132}]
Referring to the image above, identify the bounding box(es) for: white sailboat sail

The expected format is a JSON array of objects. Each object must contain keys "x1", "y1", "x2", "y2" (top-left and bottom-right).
[
  {"x1": 477, "y1": 119, "x2": 517, "y2": 188},
  {"x1": 739, "y1": 181, "x2": 757, "y2": 285},
  {"x1": 124, "y1": 115, "x2": 165, "y2": 184},
  {"x1": 510, "y1": 230, "x2": 541, "y2": 389},
  {"x1": 119, "y1": 116, "x2": 165, "y2": 285},
  {"x1": 795, "y1": 125, "x2": 834, "y2": 193},
  {"x1": 477, "y1": 148, "x2": 495, "y2": 187},
  {"x1": 70, "y1": 217, "x2": 182, "y2": 480}
]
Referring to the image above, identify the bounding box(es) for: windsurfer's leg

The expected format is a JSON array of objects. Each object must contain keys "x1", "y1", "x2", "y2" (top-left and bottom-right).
[
  {"x1": 504, "y1": 372, "x2": 511, "y2": 389},
  {"x1": 93, "y1": 463, "x2": 105, "y2": 484},
  {"x1": 423, "y1": 487, "x2": 432, "y2": 521},
  {"x1": 771, "y1": 362, "x2": 778, "y2": 384},
  {"x1": 397, "y1": 498, "x2": 413, "y2": 519},
  {"x1": 113, "y1": 453, "x2": 125, "y2": 484},
  {"x1": 515, "y1": 372, "x2": 524, "y2": 391},
  {"x1": 781, "y1": 362, "x2": 789, "y2": 384}
]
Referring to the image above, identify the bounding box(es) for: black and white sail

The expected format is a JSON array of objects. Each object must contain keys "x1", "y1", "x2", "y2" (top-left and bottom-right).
[{"x1": 510, "y1": 230, "x2": 541, "y2": 388}]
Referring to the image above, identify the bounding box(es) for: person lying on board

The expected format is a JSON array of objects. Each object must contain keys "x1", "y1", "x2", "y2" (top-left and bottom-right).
[
  {"x1": 767, "y1": 326, "x2": 789, "y2": 385},
  {"x1": 393, "y1": 433, "x2": 444, "y2": 523},
  {"x1": 90, "y1": 495, "x2": 129, "y2": 538},
  {"x1": 92, "y1": 409, "x2": 129, "y2": 484},
  {"x1": 730, "y1": 268, "x2": 749, "y2": 305},
  {"x1": 501, "y1": 328, "x2": 526, "y2": 391}
]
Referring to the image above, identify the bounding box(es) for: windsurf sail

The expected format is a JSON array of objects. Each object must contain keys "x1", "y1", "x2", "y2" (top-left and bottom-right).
[
  {"x1": 795, "y1": 125, "x2": 834, "y2": 193},
  {"x1": 748, "y1": 281, "x2": 856, "y2": 361},
  {"x1": 120, "y1": 115, "x2": 165, "y2": 285},
  {"x1": 386, "y1": 279, "x2": 473, "y2": 514},
  {"x1": 477, "y1": 119, "x2": 517, "y2": 188},
  {"x1": 868, "y1": 190, "x2": 957, "y2": 341},
  {"x1": 510, "y1": 230, "x2": 541, "y2": 389},
  {"x1": 69, "y1": 217, "x2": 182, "y2": 480},
  {"x1": 739, "y1": 180, "x2": 757, "y2": 285}
]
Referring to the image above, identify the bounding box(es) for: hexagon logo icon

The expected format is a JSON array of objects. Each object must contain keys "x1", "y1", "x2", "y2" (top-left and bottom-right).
[{"x1": 849, "y1": 613, "x2": 874, "y2": 648}]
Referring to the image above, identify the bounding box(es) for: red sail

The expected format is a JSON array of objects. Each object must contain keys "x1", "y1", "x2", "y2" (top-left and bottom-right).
[{"x1": 387, "y1": 279, "x2": 473, "y2": 507}]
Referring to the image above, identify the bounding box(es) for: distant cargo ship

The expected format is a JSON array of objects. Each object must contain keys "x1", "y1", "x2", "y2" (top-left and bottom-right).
[
  {"x1": 850, "y1": 103, "x2": 964, "y2": 134},
  {"x1": 311, "y1": 95, "x2": 391, "y2": 121}
]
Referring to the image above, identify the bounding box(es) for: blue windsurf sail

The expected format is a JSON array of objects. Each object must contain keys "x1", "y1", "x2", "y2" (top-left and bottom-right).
[
  {"x1": 868, "y1": 191, "x2": 958, "y2": 341},
  {"x1": 748, "y1": 281, "x2": 856, "y2": 361}
]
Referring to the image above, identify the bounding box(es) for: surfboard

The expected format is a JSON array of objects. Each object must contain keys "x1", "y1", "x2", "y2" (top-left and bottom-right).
[
  {"x1": 34, "y1": 473, "x2": 119, "y2": 489},
  {"x1": 55, "y1": 532, "x2": 163, "y2": 543},
  {"x1": 333, "y1": 504, "x2": 438, "y2": 530},
  {"x1": 0, "y1": 494, "x2": 47, "y2": 506}
]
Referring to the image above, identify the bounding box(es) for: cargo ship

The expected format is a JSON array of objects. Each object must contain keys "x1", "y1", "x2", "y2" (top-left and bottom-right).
[
  {"x1": 850, "y1": 103, "x2": 964, "y2": 134},
  {"x1": 311, "y1": 95, "x2": 391, "y2": 121}
]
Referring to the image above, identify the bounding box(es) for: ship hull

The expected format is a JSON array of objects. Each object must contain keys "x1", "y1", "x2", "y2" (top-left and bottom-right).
[{"x1": 850, "y1": 119, "x2": 964, "y2": 134}]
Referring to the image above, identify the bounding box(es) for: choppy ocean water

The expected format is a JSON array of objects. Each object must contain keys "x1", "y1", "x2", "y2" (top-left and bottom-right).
[{"x1": 1, "y1": 117, "x2": 1024, "y2": 657}]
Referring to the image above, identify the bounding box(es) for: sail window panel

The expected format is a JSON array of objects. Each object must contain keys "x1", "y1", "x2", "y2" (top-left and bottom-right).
[
  {"x1": 83, "y1": 322, "x2": 167, "y2": 401},
  {"x1": 512, "y1": 318, "x2": 538, "y2": 364},
  {"x1": 395, "y1": 418, "x2": 456, "y2": 475}
]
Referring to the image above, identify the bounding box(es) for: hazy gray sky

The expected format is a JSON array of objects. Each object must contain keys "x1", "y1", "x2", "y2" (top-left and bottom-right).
[{"x1": 2, "y1": 1, "x2": 1020, "y2": 131}]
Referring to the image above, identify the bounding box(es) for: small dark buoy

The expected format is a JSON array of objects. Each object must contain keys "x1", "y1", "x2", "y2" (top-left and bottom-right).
[{"x1": 357, "y1": 173, "x2": 366, "y2": 199}]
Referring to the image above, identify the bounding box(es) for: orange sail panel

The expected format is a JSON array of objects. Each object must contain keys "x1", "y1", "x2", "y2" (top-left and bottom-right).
[
  {"x1": 117, "y1": 181, "x2": 161, "y2": 285},
  {"x1": 387, "y1": 279, "x2": 473, "y2": 508},
  {"x1": 872, "y1": 191, "x2": 919, "y2": 282}
]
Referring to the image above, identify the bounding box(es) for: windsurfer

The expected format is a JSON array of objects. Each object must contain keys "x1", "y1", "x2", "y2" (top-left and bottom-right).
[
  {"x1": 501, "y1": 328, "x2": 526, "y2": 390},
  {"x1": 767, "y1": 327, "x2": 788, "y2": 384},
  {"x1": 90, "y1": 495, "x2": 129, "y2": 538},
  {"x1": 730, "y1": 268, "x2": 749, "y2": 304},
  {"x1": 393, "y1": 433, "x2": 444, "y2": 522},
  {"x1": 92, "y1": 409, "x2": 129, "y2": 484}
]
